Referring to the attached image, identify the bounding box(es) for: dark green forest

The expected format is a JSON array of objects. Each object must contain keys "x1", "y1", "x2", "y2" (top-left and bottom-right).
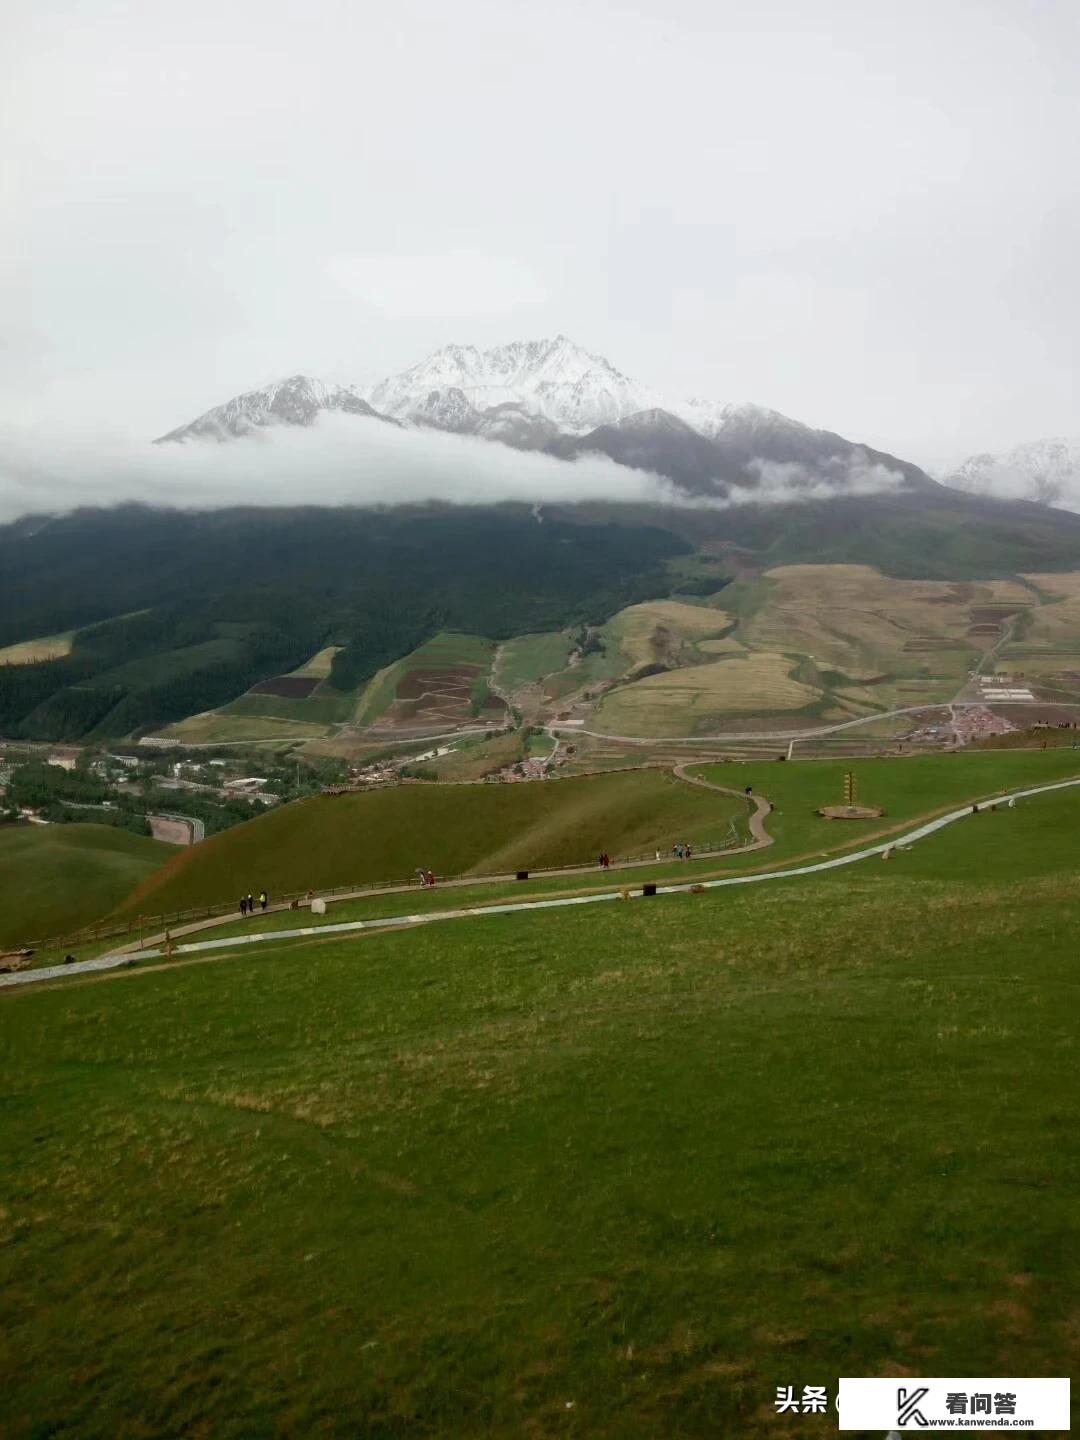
[{"x1": 0, "y1": 505, "x2": 687, "y2": 740}]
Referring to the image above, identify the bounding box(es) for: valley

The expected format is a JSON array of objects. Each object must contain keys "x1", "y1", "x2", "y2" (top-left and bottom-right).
[{"x1": 127, "y1": 562, "x2": 1080, "y2": 756}]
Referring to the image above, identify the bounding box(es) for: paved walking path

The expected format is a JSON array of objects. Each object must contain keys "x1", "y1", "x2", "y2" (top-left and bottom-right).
[
  {"x1": 51, "y1": 764, "x2": 749, "y2": 963},
  {"x1": 5, "y1": 777, "x2": 1078, "y2": 991}
]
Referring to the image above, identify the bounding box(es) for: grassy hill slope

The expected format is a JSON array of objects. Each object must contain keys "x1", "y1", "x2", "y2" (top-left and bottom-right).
[
  {"x1": 2, "y1": 783, "x2": 1078, "y2": 1437},
  {"x1": 119, "y1": 770, "x2": 742, "y2": 914},
  {"x1": 0, "y1": 824, "x2": 169, "y2": 948}
]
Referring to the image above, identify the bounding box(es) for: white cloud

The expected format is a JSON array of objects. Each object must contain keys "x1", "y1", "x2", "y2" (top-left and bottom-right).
[
  {"x1": 0, "y1": 416, "x2": 913, "y2": 524},
  {"x1": 738, "y1": 453, "x2": 909, "y2": 506},
  {"x1": 0, "y1": 413, "x2": 668, "y2": 522}
]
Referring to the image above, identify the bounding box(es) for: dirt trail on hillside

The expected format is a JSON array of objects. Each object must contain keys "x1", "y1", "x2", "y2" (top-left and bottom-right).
[{"x1": 672, "y1": 763, "x2": 774, "y2": 850}]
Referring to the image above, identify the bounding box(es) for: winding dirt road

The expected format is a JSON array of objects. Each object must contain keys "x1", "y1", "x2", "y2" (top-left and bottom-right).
[{"x1": 672, "y1": 762, "x2": 773, "y2": 850}]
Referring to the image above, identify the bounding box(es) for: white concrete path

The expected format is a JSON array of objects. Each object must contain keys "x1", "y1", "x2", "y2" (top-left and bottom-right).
[{"x1": 5, "y1": 776, "x2": 1079, "y2": 991}]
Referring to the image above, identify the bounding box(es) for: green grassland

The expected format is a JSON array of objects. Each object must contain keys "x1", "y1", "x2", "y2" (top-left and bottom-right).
[
  {"x1": 494, "y1": 630, "x2": 576, "y2": 691},
  {"x1": 153, "y1": 712, "x2": 333, "y2": 744},
  {"x1": 2, "y1": 782, "x2": 1078, "y2": 1437},
  {"x1": 133, "y1": 748, "x2": 1080, "y2": 950},
  {"x1": 0, "y1": 824, "x2": 169, "y2": 948},
  {"x1": 426, "y1": 730, "x2": 525, "y2": 782},
  {"x1": 116, "y1": 770, "x2": 743, "y2": 915},
  {"x1": 220, "y1": 689, "x2": 354, "y2": 725},
  {"x1": 689, "y1": 748, "x2": 1080, "y2": 863}
]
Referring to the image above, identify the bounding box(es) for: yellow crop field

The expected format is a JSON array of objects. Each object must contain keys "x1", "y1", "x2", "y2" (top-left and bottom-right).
[
  {"x1": 738, "y1": 565, "x2": 1034, "y2": 706},
  {"x1": 288, "y1": 645, "x2": 343, "y2": 679},
  {"x1": 0, "y1": 631, "x2": 75, "y2": 665},
  {"x1": 607, "y1": 598, "x2": 733, "y2": 669},
  {"x1": 153, "y1": 713, "x2": 332, "y2": 744},
  {"x1": 697, "y1": 636, "x2": 745, "y2": 656},
  {"x1": 1015, "y1": 573, "x2": 1080, "y2": 648},
  {"x1": 595, "y1": 651, "x2": 821, "y2": 737},
  {"x1": 746, "y1": 566, "x2": 1030, "y2": 659}
]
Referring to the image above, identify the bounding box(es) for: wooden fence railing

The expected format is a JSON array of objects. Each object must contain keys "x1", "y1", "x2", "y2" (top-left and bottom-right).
[{"x1": 21, "y1": 819, "x2": 744, "y2": 955}]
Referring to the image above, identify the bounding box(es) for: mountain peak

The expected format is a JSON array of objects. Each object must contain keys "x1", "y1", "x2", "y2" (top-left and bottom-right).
[
  {"x1": 365, "y1": 335, "x2": 657, "y2": 435},
  {"x1": 155, "y1": 373, "x2": 388, "y2": 443}
]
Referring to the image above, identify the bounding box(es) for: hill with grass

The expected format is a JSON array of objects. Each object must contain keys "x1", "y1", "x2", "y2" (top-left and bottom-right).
[
  {"x1": 2, "y1": 753, "x2": 1079, "y2": 1437},
  {"x1": 0, "y1": 823, "x2": 169, "y2": 948},
  {"x1": 118, "y1": 769, "x2": 742, "y2": 915}
]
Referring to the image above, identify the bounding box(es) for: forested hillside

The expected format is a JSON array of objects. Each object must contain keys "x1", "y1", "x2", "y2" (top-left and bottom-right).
[{"x1": 0, "y1": 506, "x2": 688, "y2": 739}]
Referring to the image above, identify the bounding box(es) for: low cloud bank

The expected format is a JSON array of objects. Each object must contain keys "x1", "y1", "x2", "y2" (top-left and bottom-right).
[
  {"x1": 947, "y1": 465, "x2": 1077, "y2": 511},
  {"x1": 0, "y1": 413, "x2": 674, "y2": 522},
  {"x1": 738, "y1": 453, "x2": 909, "y2": 506},
  {"x1": 0, "y1": 414, "x2": 909, "y2": 524}
]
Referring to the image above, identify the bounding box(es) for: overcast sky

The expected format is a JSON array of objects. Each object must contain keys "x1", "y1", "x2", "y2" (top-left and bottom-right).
[{"x1": 3, "y1": 0, "x2": 1078, "y2": 471}]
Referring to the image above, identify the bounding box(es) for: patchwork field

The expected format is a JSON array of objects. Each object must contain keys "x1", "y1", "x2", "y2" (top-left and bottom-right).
[
  {"x1": 132, "y1": 567, "x2": 1080, "y2": 749},
  {"x1": 488, "y1": 568, "x2": 1077, "y2": 741},
  {"x1": 595, "y1": 651, "x2": 822, "y2": 736},
  {"x1": 3, "y1": 764, "x2": 1078, "y2": 1437},
  {"x1": 356, "y1": 632, "x2": 505, "y2": 734}
]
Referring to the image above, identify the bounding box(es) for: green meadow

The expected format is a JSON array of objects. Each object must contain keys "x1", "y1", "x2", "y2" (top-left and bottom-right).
[
  {"x1": 2, "y1": 769, "x2": 1078, "y2": 1437},
  {"x1": 0, "y1": 825, "x2": 168, "y2": 949},
  {"x1": 116, "y1": 769, "x2": 743, "y2": 918}
]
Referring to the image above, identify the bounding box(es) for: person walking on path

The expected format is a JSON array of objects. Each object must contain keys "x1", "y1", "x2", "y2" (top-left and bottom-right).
[
  {"x1": 259, "y1": 890, "x2": 268, "y2": 911},
  {"x1": 239, "y1": 896, "x2": 248, "y2": 916},
  {"x1": 247, "y1": 893, "x2": 254, "y2": 914}
]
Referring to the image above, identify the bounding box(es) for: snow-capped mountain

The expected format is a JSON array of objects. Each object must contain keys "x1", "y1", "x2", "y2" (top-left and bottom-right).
[
  {"x1": 944, "y1": 438, "x2": 1080, "y2": 508},
  {"x1": 364, "y1": 335, "x2": 665, "y2": 438},
  {"x1": 152, "y1": 338, "x2": 934, "y2": 501},
  {"x1": 155, "y1": 374, "x2": 390, "y2": 443}
]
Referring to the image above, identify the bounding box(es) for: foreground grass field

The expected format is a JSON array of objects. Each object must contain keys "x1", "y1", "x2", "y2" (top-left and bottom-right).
[
  {"x1": 117, "y1": 769, "x2": 743, "y2": 916},
  {"x1": 0, "y1": 824, "x2": 169, "y2": 948},
  {"x1": 2, "y1": 787, "x2": 1078, "y2": 1437}
]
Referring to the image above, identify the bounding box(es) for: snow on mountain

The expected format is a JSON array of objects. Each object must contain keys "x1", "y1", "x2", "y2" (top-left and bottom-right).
[
  {"x1": 151, "y1": 340, "x2": 930, "y2": 504},
  {"x1": 364, "y1": 335, "x2": 666, "y2": 437},
  {"x1": 155, "y1": 374, "x2": 390, "y2": 443},
  {"x1": 673, "y1": 397, "x2": 814, "y2": 441},
  {"x1": 943, "y1": 438, "x2": 1080, "y2": 508}
]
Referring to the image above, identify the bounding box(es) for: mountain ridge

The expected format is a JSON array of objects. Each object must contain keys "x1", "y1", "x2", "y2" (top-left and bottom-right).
[
  {"x1": 153, "y1": 336, "x2": 942, "y2": 501},
  {"x1": 154, "y1": 374, "x2": 393, "y2": 444},
  {"x1": 944, "y1": 437, "x2": 1080, "y2": 507}
]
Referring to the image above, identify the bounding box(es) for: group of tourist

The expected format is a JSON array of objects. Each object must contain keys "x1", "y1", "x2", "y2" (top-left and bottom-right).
[{"x1": 238, "y1": 891, "x2": 268, "y2": 916}]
